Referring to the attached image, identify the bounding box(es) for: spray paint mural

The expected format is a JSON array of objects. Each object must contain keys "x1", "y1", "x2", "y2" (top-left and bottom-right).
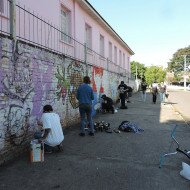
[
  {"x1": 0, "y1": 39, "x2": 34, "y2": 147},
  {"x1": 67, "y1": 60, "x2": 84, "y2": 109},
  {"x1": 0, "y1": 37, "x2": 126, "y2": 163},
  {"x1": 56, "y1": 65, "x2": 69, "y2": 105}
]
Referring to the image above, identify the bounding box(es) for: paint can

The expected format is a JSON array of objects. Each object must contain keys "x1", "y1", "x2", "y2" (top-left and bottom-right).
[{"x1": 30, "y1": 140, "x2": 44, "y2": 162}]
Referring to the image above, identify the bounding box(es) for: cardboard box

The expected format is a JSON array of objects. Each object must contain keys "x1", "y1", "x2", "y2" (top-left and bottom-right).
[{"x1": 30, "y1": 140, "x2": 44, "y2": 162}]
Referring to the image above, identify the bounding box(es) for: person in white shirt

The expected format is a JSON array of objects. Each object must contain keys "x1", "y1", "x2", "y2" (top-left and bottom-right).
[{"x1": 36, "y1": 105, "x2": 64, "y2": 153}]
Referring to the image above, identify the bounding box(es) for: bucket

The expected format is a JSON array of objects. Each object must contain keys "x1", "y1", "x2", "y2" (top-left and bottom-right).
[{"x1": 30, "y1": 140, "x2": 44, "y2": 162}]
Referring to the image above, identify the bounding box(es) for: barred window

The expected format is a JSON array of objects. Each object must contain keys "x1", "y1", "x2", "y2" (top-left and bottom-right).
[
  {"x1": 99, "y1": 34, "x2": 104, "y2": 57},
  {"x1": 0, "y1": 0, "x2": 4, "y2": 13},
  {"x1": 61, "y1": 6, "x2": 71, "y2": 43},
  {"x1": 85, "y1": 23, "x2": 92, "y2": 50},
  {"x1": 108, "y1": 41, "x2": 112, "y2": 61}
]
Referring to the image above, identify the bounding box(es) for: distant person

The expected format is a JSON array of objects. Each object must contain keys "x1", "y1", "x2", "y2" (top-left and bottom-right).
[
  {"x1": 141, "y1": 81, "x2": 147, "y2": 102},
  {"x1": 151, "y1": 84, "x2": 158, "y2": 104},
  {"x1": 126, "y1": 85, "x2": 133, "y2": 103},
  {"x1": 77, "y1": 76, "x2": 94, "y2": 136},
  {"x1": 158, "y1": 82, "x2": 167, "y2": 103},
  {"x1": 36, "y1": 105, "x2": 64, "y2": 153},
  {"x1": 101, "y1": 94, "x2": 114, "y2": 114},
  {"x1": 117, "y1": 81, "x2": 128, "y2": 109}
]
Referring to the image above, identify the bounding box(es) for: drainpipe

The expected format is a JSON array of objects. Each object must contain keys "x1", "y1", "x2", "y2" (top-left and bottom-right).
[
  {"x1": 10, "y1": 0, "x2": 16, "y2": 40},
  {"x1": 106, "y1": 58, "x2": 109, "y2": 71},
  {"x1": 84, "y1": 43, "x2": 88, "y2": 76}
]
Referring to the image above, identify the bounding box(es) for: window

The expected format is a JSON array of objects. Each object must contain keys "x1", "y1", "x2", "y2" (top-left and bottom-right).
[
  {"x1": 108, "y1": 41, "x2": 112, "y2": 61},
  {"x1": 0, "y1": 0, "x2": 4, "y2": 13},
  {"x1": 85, "y1": 23, "x2": 92, "y2": 50},
  {"x1": 119, "y1": 50, "x2": 122, "y2": 66},
  {"x1": 99, "y1": 34, "x2": 104, "y2": 57},
  {"x1": 123, "y1": 53, "x2": 125, "y2": 68},
  {"x1": 126, "y1": 56, "x2": 130, "y2": 71},
  {"x1": 114, "y1": 46, "x2": 117, "y2": 63},
  {"x1": 61, "y1": 7, "x2": 71, "y2": 43}
]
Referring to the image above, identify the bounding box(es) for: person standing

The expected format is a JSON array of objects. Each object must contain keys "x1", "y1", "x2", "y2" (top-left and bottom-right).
[
  {"x1": 77, "y1": 76, "x2": 94, "y2": 136},
  {"x1": 117, "y1": 81, "x2": 128, "y2": 109},
  {"x1": 141, "y1": 81, "x2": 147, "y2": 102},
  {"x1": 126, "y1": 85, "x2": 133, "y2": 103},
  {"x1": 151, "y1": 84, "x2": 158, "y2": 104},
  {"x1": 159, "y1": 82, "x2": 167, "y2": 103}
]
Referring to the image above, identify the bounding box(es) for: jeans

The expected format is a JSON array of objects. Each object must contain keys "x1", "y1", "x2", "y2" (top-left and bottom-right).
[
  {"x1": 79, "y1": 104, "x2": 94, "y2": 133},
  {"x1": 141, "y1": 91, "x2": 146, "y2": 102},
  {"x1": 159, "y1": 92, "x2": 165, "y2": 103},
  {"x1": 120, "y1": 94, "x2": 126, "y2": 108}
]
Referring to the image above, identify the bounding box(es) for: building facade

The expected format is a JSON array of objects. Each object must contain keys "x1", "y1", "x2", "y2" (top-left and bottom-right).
[{"x1": 0, "y1": 0, "x2": 134, "y2": 164}]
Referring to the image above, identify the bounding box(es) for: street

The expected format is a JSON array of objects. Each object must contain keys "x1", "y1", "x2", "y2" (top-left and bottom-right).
[
  {"x1": 0, "y1": 92, "x2": 190, "y2": 190},
  {"x1": 167, "y1": 88, "x2": 190, "y2": 125}
]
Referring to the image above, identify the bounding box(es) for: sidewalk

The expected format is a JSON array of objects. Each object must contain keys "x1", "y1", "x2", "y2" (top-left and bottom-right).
[{"x1": 0, "y1": 92, "x2": 190, "y2": 190}]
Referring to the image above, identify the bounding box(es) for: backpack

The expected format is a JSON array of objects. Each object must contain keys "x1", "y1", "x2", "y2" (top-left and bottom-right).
[{"x1": 118, "y1": 121, "x2": 144, "y2": 133}]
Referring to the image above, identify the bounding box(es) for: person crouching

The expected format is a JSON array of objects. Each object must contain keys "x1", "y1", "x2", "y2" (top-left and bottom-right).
[
  {"x1": 36, "y1": 105, "x2": 64, "y2": 153},
  {"x1": 101, "y1": 94, "x2": 115, "y2": 114}
]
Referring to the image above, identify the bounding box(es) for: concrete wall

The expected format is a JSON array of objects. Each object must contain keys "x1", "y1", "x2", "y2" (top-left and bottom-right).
[{"x1": 0, "y1": 36, "x2": 126, "y2": 164}]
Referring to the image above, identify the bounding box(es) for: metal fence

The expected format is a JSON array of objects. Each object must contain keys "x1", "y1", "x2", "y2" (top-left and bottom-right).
[
  {"x1": 0, "y1": 0, "x2": 130, "y2": 77},
  {"x1": 0, "y1": 0, "x2": 10, "y2": 35}
]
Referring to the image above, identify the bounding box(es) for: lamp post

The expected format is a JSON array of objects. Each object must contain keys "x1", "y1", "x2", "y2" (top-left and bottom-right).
[
  {"x1": 135, "y1": 62, "x2": 138, "y2": 80},
  {"x1": 183, "y1": 55, "x2": 187, "y2": 91}
]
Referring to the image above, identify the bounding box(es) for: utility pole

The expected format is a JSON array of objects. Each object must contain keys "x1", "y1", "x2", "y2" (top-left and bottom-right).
[
  {"x1": 183, "y1": 55, "x2": 187, "y2": 91},
  {"x1": 135, "y1": 63, "x2": 137, "y2": 80}
]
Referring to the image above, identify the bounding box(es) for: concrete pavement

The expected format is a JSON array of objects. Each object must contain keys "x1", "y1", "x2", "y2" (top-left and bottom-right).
[{"x1": 0, "y1": 92, "x2": 190, "y2": 190}]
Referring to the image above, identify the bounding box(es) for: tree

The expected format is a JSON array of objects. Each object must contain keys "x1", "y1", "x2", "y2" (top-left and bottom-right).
[
  {"x1": 145, "y1": 66, "x2": 166, "y2": 85},
  {"x1": 168, "y1": 46, "x2": 190, "y2": 72},
  {"x1": 130, "y1": 61, "x2": 146, "y2": 80}
]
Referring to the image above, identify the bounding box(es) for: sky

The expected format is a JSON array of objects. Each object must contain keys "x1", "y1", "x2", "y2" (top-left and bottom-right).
[{"x1": 88, "y1": 0, "x2": 190, "y2": 68}]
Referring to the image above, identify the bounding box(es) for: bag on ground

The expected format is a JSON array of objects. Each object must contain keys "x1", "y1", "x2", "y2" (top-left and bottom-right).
[
  {"x1": 180, "y1": 162, "x2": 190, "y2": 181},
  {"x1": 118, "y1": 121, "x2": 144, "y2": 133}
]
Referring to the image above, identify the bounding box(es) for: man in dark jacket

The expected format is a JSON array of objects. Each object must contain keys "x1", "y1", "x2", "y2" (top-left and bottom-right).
[
  {"x1": 101, "y1": 94, "x2": 114, "y2": 114},
  {"x1": 126, "y1": 85, "x2": 133, "y2": 103},
  {"x1": 117, "y1": 81, "x2": 128, "y2": 109}
]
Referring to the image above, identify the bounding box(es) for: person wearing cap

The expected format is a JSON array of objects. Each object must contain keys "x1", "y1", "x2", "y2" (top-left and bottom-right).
[{"x1": 101, "y1": 94, "x2": 114, "y2": 114}]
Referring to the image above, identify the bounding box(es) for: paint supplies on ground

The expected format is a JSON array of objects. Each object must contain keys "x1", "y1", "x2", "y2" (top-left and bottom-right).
[{"x1": 30, "y1": 139, "x2": 44, "y2": 162}]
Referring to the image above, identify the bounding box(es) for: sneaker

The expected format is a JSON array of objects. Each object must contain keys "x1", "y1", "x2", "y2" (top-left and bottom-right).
[
  {"x1": 89, "y1": 132, "x2": 94, "y2": 136},
  {"x1": 57, "y1": 144, "x2": 64, "y2": 152},
  {"x1": 120, "y1": 106, "x2": 128, "y2": 109},
  {"x1": 79, "y1": 133, "x2": 85, "y2": 137}
]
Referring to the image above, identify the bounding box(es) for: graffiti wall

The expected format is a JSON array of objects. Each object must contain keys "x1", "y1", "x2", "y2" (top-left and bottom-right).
[{"x1": 0, "y1": 37, "x2": 125, "y2": 163}]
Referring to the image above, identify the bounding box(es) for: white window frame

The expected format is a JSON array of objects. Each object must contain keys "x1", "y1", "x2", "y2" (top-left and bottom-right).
[
  {"x1": 123, "y1": 53, "x2": 125, "y2": 68},
  {"x1": 114, "y1": 46, "x2": 117, "y2": 63},
  {"x1": 0, "y1": 0, "x2": 4, "y2": 14},
  {"x1": 99, "y1": 34, "x2": 104, "y2": 57},
  {"x1": 85, "y1": 23, "x2": 92, "y2": 51},
  {"x1": 119, "y1": 50, "x2": 122, "y2": 66},
  {"x1": 60, "y1": 6, "x2": 71, "y2": 43},
  {"x1": 108, "y1": 41, "x2": 112, "y2": 61}
]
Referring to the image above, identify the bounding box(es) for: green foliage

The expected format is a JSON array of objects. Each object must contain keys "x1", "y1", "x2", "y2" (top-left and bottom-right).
[
  {"x1": 167, "y1": 46, "x2": 190, "y2": 73},
  {"x1": 144, "y1": 66, "x2": 166, "y2": 85},
  {"x1": 130, "y1": 61, "x2": 146, "y2": 80}
]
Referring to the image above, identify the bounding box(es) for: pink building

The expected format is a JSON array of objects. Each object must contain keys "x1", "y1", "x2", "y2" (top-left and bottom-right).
[
  {"x1": 1, "y1": 0, "x2": 134, "y2": 73},
  {"x1": 0, "y1": 0, "x2": 135, "y2": 163}
]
